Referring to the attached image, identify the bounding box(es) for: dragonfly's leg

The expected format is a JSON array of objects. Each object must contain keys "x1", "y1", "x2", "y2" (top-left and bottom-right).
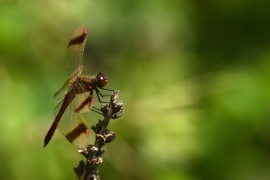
[
  {"x1": 101, "y1": 87, "x2": 115, "y2": 92},
  {"x1": 90, "y1": 106, "x2": 103, "y2": 115},
  {"x1": 95, "y1": 90, "x2": 110, "y2": 103},
  {"x1": 99, "y1": 88, "x2": 115, "y2": 96},
  {"x1": 95, "y1": 88, "x2": 114, "y2": 103},
  {"x1": 102, "y1": 88, "x2": 115, "y2": 97}
]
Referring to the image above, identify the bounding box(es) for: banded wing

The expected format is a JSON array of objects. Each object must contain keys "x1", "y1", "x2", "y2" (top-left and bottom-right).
[
  {"x1": 54, "y1": 91, "x2": 93, "y2": 147},
  {"x1": 64, "y1": 25, "x2": 88, "y2": 76},
  {"x1": 54, "y1": 25, "x2": 87, "y2": 100},
  {"x1": 44, "y1": 26, "x2": 89, "y2": 148}
]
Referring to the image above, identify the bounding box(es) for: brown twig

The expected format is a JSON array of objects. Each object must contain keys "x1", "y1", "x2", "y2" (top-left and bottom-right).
[{"x1": 74, "y1": 90, "x2": 124, "y2": 180}]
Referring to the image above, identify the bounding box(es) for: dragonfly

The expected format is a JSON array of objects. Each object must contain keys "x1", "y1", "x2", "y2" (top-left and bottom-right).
[{"x1": 44, "y1": 26, "x2": 111, "y2": 148}]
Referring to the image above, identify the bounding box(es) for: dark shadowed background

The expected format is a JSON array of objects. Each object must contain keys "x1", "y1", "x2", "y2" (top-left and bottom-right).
[{"x1": 1, "y1": 0, "x2": 270, "y2": 179}]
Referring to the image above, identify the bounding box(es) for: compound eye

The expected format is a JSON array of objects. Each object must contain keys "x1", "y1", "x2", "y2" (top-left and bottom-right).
[{"x1": 96, "y1": 73, "x2": 108, "y2": 88}]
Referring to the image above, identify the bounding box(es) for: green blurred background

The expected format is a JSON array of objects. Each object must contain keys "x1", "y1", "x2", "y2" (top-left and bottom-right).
[{"x1": 1, "y1": 0, "x2": 270, "y2": 179}]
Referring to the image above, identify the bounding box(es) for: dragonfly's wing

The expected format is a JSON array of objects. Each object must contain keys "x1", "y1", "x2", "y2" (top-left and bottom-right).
[
  {"x1": 54, "y1": 92, "x2": 93, "y2": 147},
  {"x1": 53, "y1": 80, "x2": 74, "y2": 100},
  {"x1": 64, "y1": 25, "x2": 88, "y2": 75},
  {"x1": 73, "y1": 91, "x2": 93, "y2": 113},
  {"x1": 55, "y1": 26, "x2": 87, "y2": 100},
  {"x1": 53, "y1": 65, "x2": 84, "y2": 100}
]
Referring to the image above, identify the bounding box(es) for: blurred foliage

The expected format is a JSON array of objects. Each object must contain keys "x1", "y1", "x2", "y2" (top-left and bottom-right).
[{"x1": 1, "y1": 0, "x2": 270, "y2": 179}]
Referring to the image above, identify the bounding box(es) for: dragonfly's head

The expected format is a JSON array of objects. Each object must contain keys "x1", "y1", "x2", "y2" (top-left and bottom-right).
[{"x1": 96, "y1": 73, "x2": 108, "y2": 88}]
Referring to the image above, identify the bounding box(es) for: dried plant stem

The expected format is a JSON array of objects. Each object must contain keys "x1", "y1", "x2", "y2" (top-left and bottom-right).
[{"x1": 74, "y1": 90, "x2": 124, "y2": 180}]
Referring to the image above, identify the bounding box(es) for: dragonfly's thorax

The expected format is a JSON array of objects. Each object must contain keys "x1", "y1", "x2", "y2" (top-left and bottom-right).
[{"x1": 77, "y1": 76, "x2": 96, "y2": 92}]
